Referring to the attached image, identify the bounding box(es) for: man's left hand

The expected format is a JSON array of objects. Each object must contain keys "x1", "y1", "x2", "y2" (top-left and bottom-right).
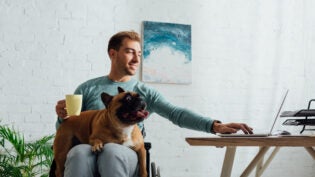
[{"x1": 213, "y1": 122, "x2": 253, "y2": 134}]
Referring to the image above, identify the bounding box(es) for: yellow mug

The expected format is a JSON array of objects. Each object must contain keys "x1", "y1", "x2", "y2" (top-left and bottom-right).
[{"x1": 65, "y1": 94, "x2": 82, "y2": 116}]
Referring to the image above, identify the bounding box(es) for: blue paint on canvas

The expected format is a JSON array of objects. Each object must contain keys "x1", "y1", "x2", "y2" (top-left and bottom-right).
[
  {"x1": 142, "y1": 21, "x2": 192, "y2": 84},
  {"x1": 143, "y1": 21, "x2": 191, "y2": 62}
]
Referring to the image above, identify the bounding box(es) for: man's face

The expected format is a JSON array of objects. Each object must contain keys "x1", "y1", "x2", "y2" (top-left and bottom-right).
[{"x1": 111, "y1": 38, "x2": 142, "y2": 76}]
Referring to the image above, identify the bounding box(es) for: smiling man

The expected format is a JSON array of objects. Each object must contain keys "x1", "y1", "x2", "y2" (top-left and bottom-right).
[
  {"x1": 54, "y1": 31, "x2": 253, "y2": 177},
  {"x1": 108, "y1": 34, "x2": 142, "y2": 81}
]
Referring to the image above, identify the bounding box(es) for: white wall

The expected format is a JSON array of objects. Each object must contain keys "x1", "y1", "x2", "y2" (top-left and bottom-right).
[{"x1": 1, "y1": 0, "x2": 315, "y2": 176}]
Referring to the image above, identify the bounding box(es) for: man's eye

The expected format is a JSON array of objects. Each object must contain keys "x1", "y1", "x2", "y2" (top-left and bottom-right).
[{"x1": 125, "y1": 49, "x2": 134, "y2": 53}]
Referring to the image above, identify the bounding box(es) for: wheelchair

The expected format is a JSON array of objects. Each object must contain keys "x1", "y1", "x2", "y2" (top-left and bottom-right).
[{"x1": 144, "y1": 142, "x2": 161, "y2": 177}]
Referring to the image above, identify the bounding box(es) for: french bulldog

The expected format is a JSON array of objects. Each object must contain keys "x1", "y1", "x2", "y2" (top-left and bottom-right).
[{"x1": 53, "y1": 87, "x2": 149, "y2": 177}]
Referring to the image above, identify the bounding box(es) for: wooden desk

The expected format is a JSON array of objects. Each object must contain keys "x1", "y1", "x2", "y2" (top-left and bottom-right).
[{"x1": 186, "y1": 136, "x2": 315, "y2": 177}]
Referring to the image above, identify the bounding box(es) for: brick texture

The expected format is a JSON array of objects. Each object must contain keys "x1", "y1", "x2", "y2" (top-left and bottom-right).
[{"x1": 1, "y1": 0, "x2": 315, "y2": 176}]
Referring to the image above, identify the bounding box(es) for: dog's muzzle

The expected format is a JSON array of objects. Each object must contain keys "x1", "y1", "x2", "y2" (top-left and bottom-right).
[{"x1": 117, "y1": 94, "x2": 149, "y2": 124}]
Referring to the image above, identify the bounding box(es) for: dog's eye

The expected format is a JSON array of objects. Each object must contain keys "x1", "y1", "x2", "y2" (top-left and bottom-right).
[{"x1": 125, "y1": 95, "x2": 132, "y2": 102}]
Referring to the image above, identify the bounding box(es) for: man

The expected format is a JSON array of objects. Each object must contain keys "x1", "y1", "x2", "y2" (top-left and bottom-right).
[{"x1": 55, "y1": 31, "x2": 253, "y2": 177}]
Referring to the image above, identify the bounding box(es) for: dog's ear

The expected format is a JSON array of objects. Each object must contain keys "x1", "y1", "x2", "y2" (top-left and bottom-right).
[
  {"x1": 101, "y1": 92, "x2": 113, "y2": 107},
  {"x1": 118, "y1": 87, "x2": 125, "y2": 93}
]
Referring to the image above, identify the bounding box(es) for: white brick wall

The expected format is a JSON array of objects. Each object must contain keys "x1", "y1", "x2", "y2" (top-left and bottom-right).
[{"x1": 1, "y1": 0, "x2": 315, "y2": 176}]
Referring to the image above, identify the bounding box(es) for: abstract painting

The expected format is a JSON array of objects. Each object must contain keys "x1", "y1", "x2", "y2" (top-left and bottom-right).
[{"x1": 142, "y1": 21, "x2": 192, "y2": 84}]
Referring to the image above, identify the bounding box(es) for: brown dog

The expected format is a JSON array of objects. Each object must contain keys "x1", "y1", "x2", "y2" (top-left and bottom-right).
[{"x1": 53, "y1": 87, "x2": 149, "y2": 177}]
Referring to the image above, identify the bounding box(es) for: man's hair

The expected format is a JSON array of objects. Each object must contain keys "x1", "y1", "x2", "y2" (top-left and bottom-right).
[{"x1": 107, "y1": 31, "x2": 141, "y2": 53}]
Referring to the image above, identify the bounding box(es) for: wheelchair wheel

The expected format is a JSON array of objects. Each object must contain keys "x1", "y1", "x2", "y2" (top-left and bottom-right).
[
  {"x1": 156, "y1": 166, "x2": 161, "y2": 177},
  {"x1": 151, "y1": 162, "x2": 156, "y2": 177},
  {"x1": 151, "y1": 162, "x2": 161, "y2": 177}
]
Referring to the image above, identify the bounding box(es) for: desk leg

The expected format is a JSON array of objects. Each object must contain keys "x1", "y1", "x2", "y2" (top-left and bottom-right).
[
  {"x1": 255, "y1": 147, "x2": 280, "y2": 177},
  {"x1": 304, "y1": 147, "x2": 315, "y2": 160},
  {"x1": 255, "y1": 147, "x2": 264, "y2": 177},
  {"x1": 220, "y1": 146, "x2": 236, "y2": 177},
  {"x1": 240, "y1": 147, "x2": 270, "y2": 177}
]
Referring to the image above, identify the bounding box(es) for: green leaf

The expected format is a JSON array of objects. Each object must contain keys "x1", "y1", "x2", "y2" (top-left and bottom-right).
[{"x1": 0, "y1": 123, "x2": 55, "y2": 177}]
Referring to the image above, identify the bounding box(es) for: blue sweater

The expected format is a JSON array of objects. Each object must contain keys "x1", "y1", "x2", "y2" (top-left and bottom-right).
[{"x1": 56, "y1": 76, "x2": 215, "y2": 133}]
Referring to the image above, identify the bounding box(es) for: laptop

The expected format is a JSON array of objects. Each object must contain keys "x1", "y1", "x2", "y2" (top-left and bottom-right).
[{"x1": 218, "y1": 89, "x2": 289, "y2": 137}]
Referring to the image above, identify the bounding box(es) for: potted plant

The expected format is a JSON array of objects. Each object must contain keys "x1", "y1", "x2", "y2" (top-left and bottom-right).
[{"x1": 0, "y1": 124, "x2": 54, "y2": 177}]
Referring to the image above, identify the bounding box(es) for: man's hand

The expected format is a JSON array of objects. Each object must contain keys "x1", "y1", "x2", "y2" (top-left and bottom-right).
[
  {"x1": 213, "y1": 121, "x2": 253, "y2": 134},
  {"x1": 55, "y1": 99, "x2": 67, "y2": 119}
]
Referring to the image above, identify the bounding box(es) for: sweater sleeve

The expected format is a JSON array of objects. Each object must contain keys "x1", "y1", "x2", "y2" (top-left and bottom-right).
[{"x1": 136, "y1": 84, "x2": 216, "y2": 133}]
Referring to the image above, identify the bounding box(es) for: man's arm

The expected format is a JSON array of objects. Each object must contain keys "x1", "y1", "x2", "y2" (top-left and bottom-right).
[{"x1": 137, "y1": 83, "x2": 253, "y2": 134}]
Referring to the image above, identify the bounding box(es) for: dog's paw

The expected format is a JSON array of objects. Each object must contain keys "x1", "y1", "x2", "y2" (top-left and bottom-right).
[{"x1": 92, "y1": 143, "x2": 104, "y2": 153}]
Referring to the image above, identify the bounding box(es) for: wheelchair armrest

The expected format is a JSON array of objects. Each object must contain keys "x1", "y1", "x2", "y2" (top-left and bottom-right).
[
  {"x1": 144, "y1": 142, "x2": 152, "y2": 151},
  {"x1": 144, "y1": 142, "x2": 152, "y2": 177}
]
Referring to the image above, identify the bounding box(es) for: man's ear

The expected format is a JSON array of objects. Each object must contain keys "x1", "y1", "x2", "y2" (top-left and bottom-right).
[
  {"x1": 101, "y1": 92, "x2": 113, "y2": 108},
  {"x1": 108, "y1": 48, "x2": 116, "y2": 59}
]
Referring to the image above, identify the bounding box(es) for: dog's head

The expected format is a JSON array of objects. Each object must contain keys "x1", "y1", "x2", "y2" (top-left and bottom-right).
[{"x1": 101, "y1": 87, "x2": 149, "y2": 125}]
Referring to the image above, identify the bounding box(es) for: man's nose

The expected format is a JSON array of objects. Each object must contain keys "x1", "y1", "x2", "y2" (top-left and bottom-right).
[{"x1": 133, "y1": 54, "x2": 141, "y2": 63}]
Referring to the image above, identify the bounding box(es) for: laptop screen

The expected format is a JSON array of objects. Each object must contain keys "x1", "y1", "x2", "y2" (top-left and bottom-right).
[{"x1": 267, "y1": 89, "x2": 289, "y2": 135}]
